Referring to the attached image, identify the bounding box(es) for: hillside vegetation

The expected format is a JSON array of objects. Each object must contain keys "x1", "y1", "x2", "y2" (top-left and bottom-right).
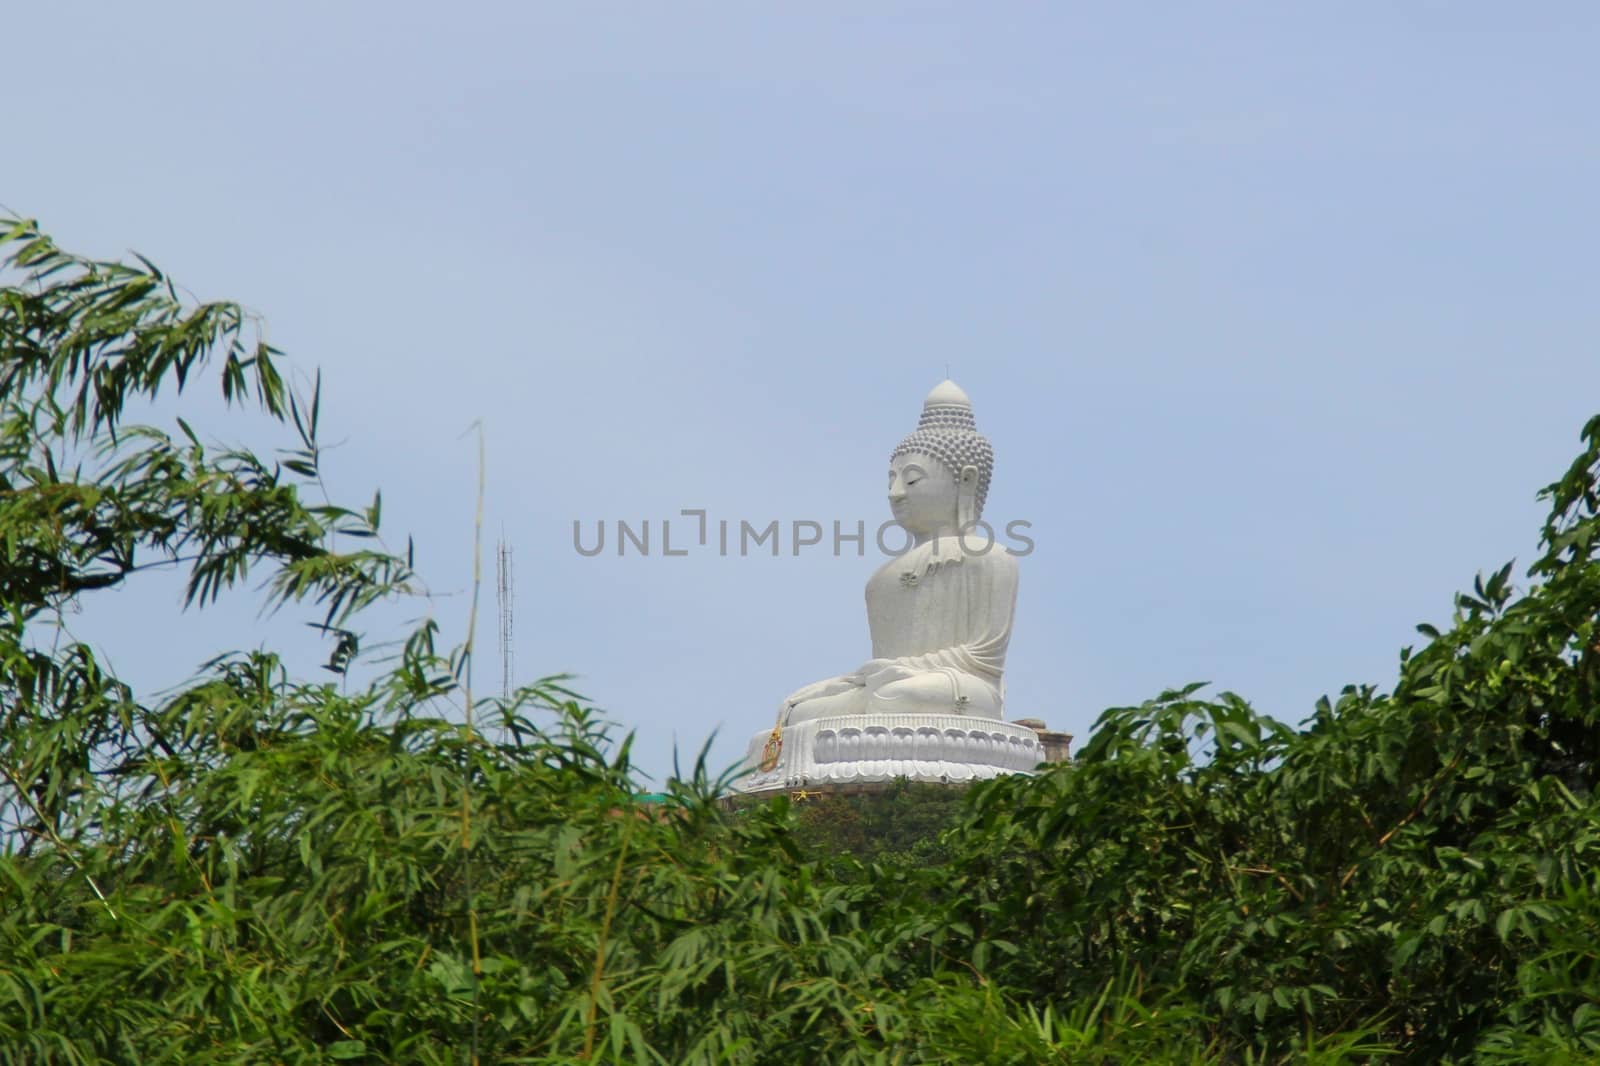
[{"x1": 4, "y1": 218, "x2": 1600, "y2": 1063}]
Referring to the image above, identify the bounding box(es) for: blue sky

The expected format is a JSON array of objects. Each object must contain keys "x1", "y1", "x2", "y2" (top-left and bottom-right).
[{"x1": 7, "y1": 4, "x2": 1599, "y2": 782}]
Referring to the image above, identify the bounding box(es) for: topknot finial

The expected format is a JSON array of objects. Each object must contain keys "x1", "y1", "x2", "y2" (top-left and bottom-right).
[{"x1": 924, "y1": 379, "x2": 971, "y2": 409}]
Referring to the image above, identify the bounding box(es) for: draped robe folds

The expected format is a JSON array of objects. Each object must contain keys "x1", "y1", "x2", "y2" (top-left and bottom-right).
[{"x1": 782, "y1": 536, "x2": 1018, "y2": 722}]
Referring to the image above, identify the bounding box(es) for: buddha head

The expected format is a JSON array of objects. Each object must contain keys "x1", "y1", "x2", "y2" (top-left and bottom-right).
[{"x1": 888, "y1": 380, "x2": 994, "y2": 539}]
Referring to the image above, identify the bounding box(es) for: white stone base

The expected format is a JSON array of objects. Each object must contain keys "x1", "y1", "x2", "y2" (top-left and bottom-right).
[{"x1": 735, "y1": 713, "x2": 1045, "y2": 795}]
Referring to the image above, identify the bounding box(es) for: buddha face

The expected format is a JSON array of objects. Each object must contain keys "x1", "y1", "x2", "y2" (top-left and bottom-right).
[{"x1": 888, "y1": 452, "x2": 959, "y2": 540}]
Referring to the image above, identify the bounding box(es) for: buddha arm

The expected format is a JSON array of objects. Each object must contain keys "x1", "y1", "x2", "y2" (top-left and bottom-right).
[{"x1": 784, "y1": 675, "x2": 862, "y2": 704}]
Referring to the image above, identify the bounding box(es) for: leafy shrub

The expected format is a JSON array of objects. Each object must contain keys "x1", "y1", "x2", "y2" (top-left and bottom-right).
[{"x1": 786, "y1": 780, "x2": 966, "y2": 867}]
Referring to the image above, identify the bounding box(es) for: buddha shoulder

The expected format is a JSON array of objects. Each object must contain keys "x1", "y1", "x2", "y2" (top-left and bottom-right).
[{"x1": 868, "y1": 538, "x2": 1018, "y2": 584}]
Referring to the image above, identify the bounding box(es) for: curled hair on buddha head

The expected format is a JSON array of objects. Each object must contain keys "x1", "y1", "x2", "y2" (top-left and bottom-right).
[{"x1": 890, "y1": 379, "x2": 994, "y2": 520}]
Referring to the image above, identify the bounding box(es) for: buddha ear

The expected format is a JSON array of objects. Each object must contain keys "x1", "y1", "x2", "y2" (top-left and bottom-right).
[{"x1": 957, "y1": 465, "x2": 980, "y2": 528}]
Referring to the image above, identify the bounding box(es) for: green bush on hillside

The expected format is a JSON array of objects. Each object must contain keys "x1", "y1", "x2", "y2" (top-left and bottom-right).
[{"x1": 785, "y1": 781, "x2": 966, "y2": 868}]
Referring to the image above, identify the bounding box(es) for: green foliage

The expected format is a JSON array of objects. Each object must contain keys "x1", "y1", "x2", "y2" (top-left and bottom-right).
[
  {"x1": 5, "y1": 216, "x2": 1600, "y2": 1062},
  {"x1": 787, "y1": 781, "x2": 966, "y2": 867},
  {"x1": 928, "y1": 416, "x2": 1600, "y2": 1061}
]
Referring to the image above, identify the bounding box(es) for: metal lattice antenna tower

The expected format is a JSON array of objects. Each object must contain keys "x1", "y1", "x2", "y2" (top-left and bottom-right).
[{"x1": 496, "y1": 536, "x2": 514, "y2": 700}]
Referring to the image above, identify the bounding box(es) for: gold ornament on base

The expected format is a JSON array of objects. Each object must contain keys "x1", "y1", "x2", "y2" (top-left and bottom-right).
[{"x1": 758, "y1": 719, "x2": 784, "y2": 772}]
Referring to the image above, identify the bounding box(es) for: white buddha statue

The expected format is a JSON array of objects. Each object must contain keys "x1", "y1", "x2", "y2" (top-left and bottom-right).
[
  {"x1": 739, "y1": 380, "x2": 1043, "y2": 791},
  {"x1": 778, "y1": 379, "x2": 1018, "y2": 724}
]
